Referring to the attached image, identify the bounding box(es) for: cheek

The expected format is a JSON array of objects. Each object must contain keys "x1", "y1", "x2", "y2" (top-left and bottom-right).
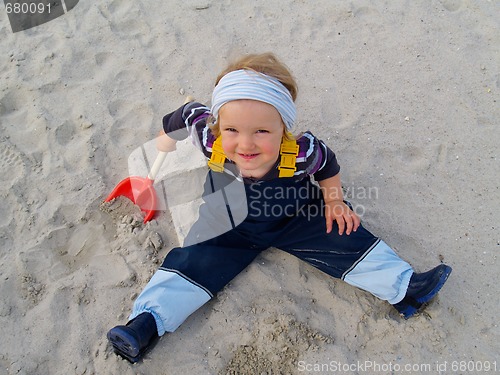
[
  {"x1": 221, "y1": 138, "x2": 236, "y2": 155},
  {"x1": 262, "y1": 143, "x2": 276, "y2": 154},
  {"x1": 259, "y1": 139, "x2": 281, "y2": 156}
]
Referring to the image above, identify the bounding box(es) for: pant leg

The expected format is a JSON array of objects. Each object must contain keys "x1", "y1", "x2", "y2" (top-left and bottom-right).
[
  {"x1": 130, "y1": 230, "x2": 265, "y2": 335},
  {"x1": 273, "y1": 201, "x2": 413, "y2": 304}
]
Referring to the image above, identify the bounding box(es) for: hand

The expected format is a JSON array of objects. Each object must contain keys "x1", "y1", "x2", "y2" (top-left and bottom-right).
[
  {"x1": 324, "y1": 200, "x2": 360, "y2": 235},
  {"x1": 156, "y1": 97, "x2": 193, "y2": 152},
  {"x1": 156, "y1": 130, "x2": 177, "y2": 152}
]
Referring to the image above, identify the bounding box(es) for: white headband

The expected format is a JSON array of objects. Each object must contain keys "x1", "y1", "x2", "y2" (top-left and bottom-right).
[{"x1": 211, "y1": 69, "x2": 296, "y2": 130}]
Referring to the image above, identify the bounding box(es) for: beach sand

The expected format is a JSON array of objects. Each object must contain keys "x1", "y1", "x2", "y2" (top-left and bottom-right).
[{"x1": 0, "y1": 1, "x2": 498, "y2": 374}]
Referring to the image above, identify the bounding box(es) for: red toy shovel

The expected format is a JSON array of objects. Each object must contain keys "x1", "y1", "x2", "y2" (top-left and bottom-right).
[{"x1": 104, "y1": 151, "x2": 167, "y2": 223}]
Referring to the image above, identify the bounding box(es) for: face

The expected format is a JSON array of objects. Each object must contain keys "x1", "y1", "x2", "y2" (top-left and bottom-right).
[{"x1": 218, "y1": 100, "x2": 284, "y2": 178}]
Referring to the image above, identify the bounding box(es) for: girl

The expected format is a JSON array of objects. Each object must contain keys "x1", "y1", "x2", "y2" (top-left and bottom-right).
[{"x1": 107, "y1": 53, "x2": 452, "y2": 363}]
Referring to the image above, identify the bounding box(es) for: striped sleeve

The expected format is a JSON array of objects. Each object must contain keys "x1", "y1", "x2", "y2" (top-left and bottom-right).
[
  {"x1": 162, "y1": 102, "x2": 215, "y2": 158},
  {"x1": 295, "y1": 131, "x2": 340, "y2": 181},
  {"x1": 162, "y1": 102, "x2": 210, "y2": 139}
]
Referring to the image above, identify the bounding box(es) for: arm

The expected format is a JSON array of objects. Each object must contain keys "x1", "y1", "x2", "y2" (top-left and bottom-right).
[
  {"x1": 318, "y1": 173, "x2": 360, "y2": 235},
  {"x1": 160, "y1": 97, "x2": 213, "y2": 158},
  {"x1": 156, "y1": 129, "x2": 178, "y2": 152},
  {"x1": 157, "y1": 96, "x2": 197, "y2": 152}
]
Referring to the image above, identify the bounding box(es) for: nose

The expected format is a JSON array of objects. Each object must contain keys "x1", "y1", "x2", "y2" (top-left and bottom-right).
[{"x1": 237, "y1": 133, "x2": 255, "y2": 152}]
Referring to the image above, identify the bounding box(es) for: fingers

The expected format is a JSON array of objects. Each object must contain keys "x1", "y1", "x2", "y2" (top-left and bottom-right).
[
  {"x1": 337, "y1": 215, "x2": 346, "y2": 236},
  {"x1": 342, "y1": 211, "x2": 360, "y2": 235},
  {"x1": 326, "y1": 218, "x2": 332, "y2": 234},
  {"x1": 325, "y1": 206, "x2": 334, "y2": 233},
  {"x1": 325, "y1": 202, "x2": 360, "y2": 235},
  {"x1": 352, "y1": 211, "x2": 361, "y2": 232}
]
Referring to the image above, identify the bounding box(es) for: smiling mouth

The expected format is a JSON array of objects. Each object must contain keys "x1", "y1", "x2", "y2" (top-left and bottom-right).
[{"x1": 238, "y1": 153, "x2": 259, "y2": 160}]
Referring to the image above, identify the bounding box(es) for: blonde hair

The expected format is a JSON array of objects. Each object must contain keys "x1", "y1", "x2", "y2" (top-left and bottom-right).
[{"x1": 209, "y1": 53, "x2": 298, "y2": 140}]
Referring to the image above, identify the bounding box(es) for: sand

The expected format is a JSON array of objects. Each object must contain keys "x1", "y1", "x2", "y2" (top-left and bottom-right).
[{"x1": 0, "y1": 0, "x2": 499, "y2": 374}]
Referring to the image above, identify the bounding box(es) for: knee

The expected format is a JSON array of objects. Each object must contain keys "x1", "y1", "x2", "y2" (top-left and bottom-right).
[{"x1": 160, "y1": 247, "x2": 187, "y2": 269}]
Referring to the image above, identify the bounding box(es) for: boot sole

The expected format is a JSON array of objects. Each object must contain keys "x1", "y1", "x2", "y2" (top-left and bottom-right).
[{"x1": 107, "y1": 327, "x2": 142, "y2": 363}]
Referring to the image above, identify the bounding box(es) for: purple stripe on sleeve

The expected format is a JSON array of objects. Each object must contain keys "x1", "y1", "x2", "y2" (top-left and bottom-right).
[
  {"x1": 193, "y1": 113, "x2": 210, "y2": 125},
  {"x1": 309, "y1": 143, "x2": 323, "y2": 174}
]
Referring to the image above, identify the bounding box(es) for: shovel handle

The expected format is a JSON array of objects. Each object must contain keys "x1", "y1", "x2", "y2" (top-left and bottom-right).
[{"x1": 147, "y1": 151, "x2": 168, "y2": 181}]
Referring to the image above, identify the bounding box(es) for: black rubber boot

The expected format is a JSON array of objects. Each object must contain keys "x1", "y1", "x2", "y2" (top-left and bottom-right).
[
  {"x1": 107, "y1": 312, "x2": 159, "y2": 363},
  {"x1": 393, "y1": 264, "x2": 452, "y2": 319}
]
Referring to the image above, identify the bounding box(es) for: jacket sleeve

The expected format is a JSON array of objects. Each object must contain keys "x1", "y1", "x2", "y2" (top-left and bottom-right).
[
  {"x1": 295, "y1": 131, "x2": 340, "y2": 181},
  {"x1": 162, "y1": 102, "x2": 211, "y2": 141},
  {"x1": 312, "y1": 140, "x2": 340, "y2": 181}
]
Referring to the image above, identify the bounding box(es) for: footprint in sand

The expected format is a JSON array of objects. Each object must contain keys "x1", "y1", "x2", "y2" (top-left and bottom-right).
[
  {"x1": 224, "y1": 314, "x2": 333, "y2": 374},
  {"x1": 398, "y1": 145, "x2": 431, "y2": 172},
  {"x1": 107, "y1": 99, "x2": 152, "y2": 150},
  {"x1": 439, "y1": 0, "x2": 463, "y2": 12},
  {"x1": 52, "y1": 119, "x2": 92, "y2": 173},
  {"x1": 16, "y1": 208, "x2": 128, "y2": 289},
  {"x1": 106, "y1": 0, "x2": 152, "y2": 39},
  {"x1": 54, "y1": 120, "x2": 76, "y2": 146},
  {"x1": 0, "y1": 137, "x2": 27, "y2": 185}
]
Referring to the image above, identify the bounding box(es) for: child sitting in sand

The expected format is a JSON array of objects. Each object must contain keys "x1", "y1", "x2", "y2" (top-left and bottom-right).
[{"x1": 107, "y1": 52, "x2": 452, "y2": 363}]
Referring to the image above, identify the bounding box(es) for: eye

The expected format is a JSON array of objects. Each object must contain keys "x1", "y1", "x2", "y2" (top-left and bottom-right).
[
  {"x1": 256, "y1": 129, "x2": 269, "y2": 134},
  {"x1": 223, "y1": 127, "x2": 238, "y2": 133}
]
